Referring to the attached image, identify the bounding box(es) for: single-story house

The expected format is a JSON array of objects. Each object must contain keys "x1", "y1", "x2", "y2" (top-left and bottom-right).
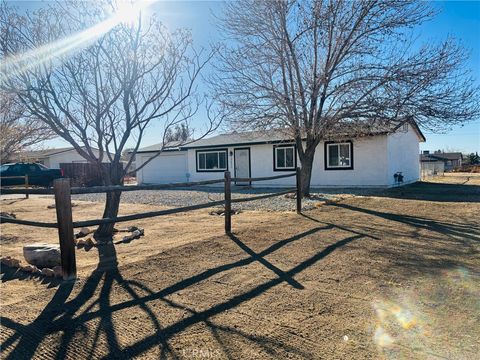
[
  {"x1": 135, "y1": 119, "x2": 425, "y2": 188},
  {"x1": 12, "y1": 147, "x2": 109, "y2": 169},
  {"x1": 420, "y1": 151, "x2": 463, "y2": 171}
]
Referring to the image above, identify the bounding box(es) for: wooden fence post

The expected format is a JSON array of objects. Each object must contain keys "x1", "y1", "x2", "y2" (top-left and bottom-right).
[
  {"x1": 25, "y1": 175, "x2": 29, "y2": 199},
  {"x1": 224, "y1": 171, "x2": 232, "y2": 234},
  {"x1": 296, "y1": 167, "x2": 302, "y2": 214},
  {"x1": 53, "y1": 178, "x2": 76, "y2": 280}
]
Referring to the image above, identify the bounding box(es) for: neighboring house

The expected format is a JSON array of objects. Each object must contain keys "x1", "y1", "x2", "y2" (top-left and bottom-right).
[
  {"x1": 420, "y1": 151, "x2": 463, "y2": 172},
  {"x1": 135, "y1": 118, "x2": 425, "y2": 188},
  {"x1": 12, "y1": 147, "x2": 109, "y2": 168}
]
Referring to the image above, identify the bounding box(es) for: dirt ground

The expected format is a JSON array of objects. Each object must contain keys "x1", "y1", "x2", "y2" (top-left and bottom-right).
[{"x1": 1, "y1": 175, "x2": 479, "y2": 359}]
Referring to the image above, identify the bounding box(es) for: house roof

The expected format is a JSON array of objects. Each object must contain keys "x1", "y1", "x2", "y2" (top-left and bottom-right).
[
  {"x1": 182, "y1": 130, "x2": 292, "y2": 149},
  {"x1": 420, "y1": 152, "x2": 463, "y2": 162},
  {"x1": 136, "y1": 117, "x2": 426, "y2": 152},
  {"x1": 135, "y1": 141, "x2": 186, "y2": 153},
  {"x1": 16, "y1": 146, "x2": 99, "y2": 160},
  {"x1": 20, "y1": 147, "x2": 76, "y2": 159}
]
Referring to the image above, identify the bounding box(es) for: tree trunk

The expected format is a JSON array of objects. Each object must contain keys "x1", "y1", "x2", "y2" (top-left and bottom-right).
[
  {"x1": 299, "y1": 149, "x2": 315, "y2": 197},
  {"x1": 95, "y1": 190, "x2": 122, "y2": 241},
  {"x1": 94, "y1": 162, "x2": 123, "y2": 241}
]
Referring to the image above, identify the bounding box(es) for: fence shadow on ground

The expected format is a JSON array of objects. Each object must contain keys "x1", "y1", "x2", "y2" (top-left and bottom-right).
[{"x1": 0, "y1": 222, "x2": 368, "y2": 359}]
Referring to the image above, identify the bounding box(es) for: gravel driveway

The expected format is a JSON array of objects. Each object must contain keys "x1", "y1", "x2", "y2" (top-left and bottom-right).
[{"x1": 72, "y1": 186, "x2": 340, "y2": 211}]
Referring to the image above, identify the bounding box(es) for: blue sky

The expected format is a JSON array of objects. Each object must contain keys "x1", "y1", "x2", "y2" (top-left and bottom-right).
[{"x1": 12, "y1": 1, "x2": 480, "y2": 153}]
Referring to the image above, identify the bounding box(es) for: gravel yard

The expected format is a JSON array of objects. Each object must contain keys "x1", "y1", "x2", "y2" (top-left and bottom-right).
[
  {"x1": 72, "y1": 187, "x2": 325, "y2": 211},
  {"x1": 71, "y1": 174, "x2": 480, "y2": 211}
]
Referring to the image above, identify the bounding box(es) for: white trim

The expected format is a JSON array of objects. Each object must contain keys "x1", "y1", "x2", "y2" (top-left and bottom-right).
[
  {"x1": 274, "y1": 146, "x2": 295, "y2": 170},
  {"x1": 326, "y1": 142, "x2": 352, "y2": 169}
]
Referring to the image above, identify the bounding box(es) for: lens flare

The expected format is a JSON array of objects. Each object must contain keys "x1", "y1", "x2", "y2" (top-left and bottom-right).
[
  {"x1": 372, "y1": 267, "x2": 480, "y2": 358},
  {"x1": 374, "y1": 326, "x2": 394, "y2": 347},
  {"x1": 0, "y1": 1, "x2": 153, "y2": 81}
]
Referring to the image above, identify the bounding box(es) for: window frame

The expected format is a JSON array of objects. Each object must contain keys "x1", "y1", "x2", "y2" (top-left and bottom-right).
[
  {"x1": 324, "y1": 141, "x2": 354, "y2": 170},
  {"x1": 195, "y1": 148, "x2": 229, "y2": 172},
  {"x1": 273, "y1": 144, "x2": 297, "y2": 172}
]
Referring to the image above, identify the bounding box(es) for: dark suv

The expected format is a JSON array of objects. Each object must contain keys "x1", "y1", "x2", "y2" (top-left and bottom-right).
[{"x1": 0, "y1": 163, "x2": 63, "y2": 187}]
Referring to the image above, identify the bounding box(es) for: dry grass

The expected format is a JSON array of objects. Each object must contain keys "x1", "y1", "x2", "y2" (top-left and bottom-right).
[{"x1": 1, "y1": 175, "x2": 479, "y2": 359}]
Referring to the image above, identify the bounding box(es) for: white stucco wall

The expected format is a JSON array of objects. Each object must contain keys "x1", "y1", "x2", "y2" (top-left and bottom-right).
[
  {"x1": 47, "y1": 149, "x2": 108, "y2": 168},
  {"x1": 183, "y1": 136, "x2": 390, "y2": 188},
  {"x1": 137, "y1": 129, "x2": 421, "y2": 188},
  {"x1": 386, "y1": 124, "x2": 421, "y2": 186}
]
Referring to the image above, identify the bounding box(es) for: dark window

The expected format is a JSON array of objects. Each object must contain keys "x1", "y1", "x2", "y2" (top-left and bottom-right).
[
  {"x1": 219, "y1": 152, "x2": 226, "y2": 169},
  {"x1": 11, "y1": 164, "x2": 24, "y2": 173},
  {"x1": 197, "y1": 150, "x2": 228, "y2": 171},
  {"x1": 274, "y1": 146, "x2": 295, "y2": 170},
  {"x1": 27, "y1": 164, "x2": 38, "y2": 172}
]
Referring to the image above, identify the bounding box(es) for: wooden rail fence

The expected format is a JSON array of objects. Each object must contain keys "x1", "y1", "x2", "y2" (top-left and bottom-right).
[
  {"x1": 0, "y1": 168, "x2": 302, "y2": 280},
  {"x1": 0, "y1": 175, "x2": 29, "y2": 199}
]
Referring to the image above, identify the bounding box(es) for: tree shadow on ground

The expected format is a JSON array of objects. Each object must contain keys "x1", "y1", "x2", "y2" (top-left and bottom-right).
[
  {"x1": 377, "y1": 181, "x2": 480, "y2": 203},
  {"x1": 1, "y1": 266, "x2": 62, "y2": 287},
  {"x1": 0, "y1": 222, "x2": 369, "y2": 359},
  {"x1": 329, "y1": 202, "x2": 480, "y2": 243},
  {"x1": 301, "y1": 205, "x2": 479, "y2": 279}
]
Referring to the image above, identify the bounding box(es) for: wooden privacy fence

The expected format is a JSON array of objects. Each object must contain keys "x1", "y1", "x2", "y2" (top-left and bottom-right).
[
  {"x1": 0, "y1": 168, "x2": 302, "y2": 280},
  {"x1": 60, "y1": 162, "x2": 124, "y2": 187},
  {"x1": 0, "y1": 175, "x2": 29, "y2": 199}
]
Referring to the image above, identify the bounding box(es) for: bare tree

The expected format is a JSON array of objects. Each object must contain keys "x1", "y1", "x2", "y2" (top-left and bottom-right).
[
  {"x1": 1, "y1": 1, "x2": 220, "y2": 238},
  {"x1": 165, "y1": 123, "x2": 191, "y2": 143},
  {"x1": 213, "y1": 0, "x2": 480, "y2": 195},
  {"x1": 0, "y1": 92, "x2": 55, "y2": 163}
]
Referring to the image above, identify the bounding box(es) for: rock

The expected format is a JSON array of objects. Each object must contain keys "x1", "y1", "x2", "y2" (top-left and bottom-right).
[
  {"x1": 80, "y1": 227, "x2": 91, "y2": 235},
  {"x1": 3, "y1": 258, "x2": 21, "y2": 268},
  {"x1": 52, "y1": 266, "x2": 63, "y2": 278},
  {"x1": 75, "y1": 227, "x2": 91, "y2": 239},
  {"x1": 120, "y1": 228, "x2": 144, "y2": 243},
  {"x1": 0, "y1": 212, "x2": 16, "y2": 219},
  {"x1": 41, "y1": 268, "x2": 55, "y2": 277},
  {"x1": 23, "y1": 243, "x2": 61, "y2": 268},
  {"x1": 21, "y1": 264, "x2": 35, "y2": 273},
  {"x1": 84, "y1": 238, "x2": 95, "y2": 247},
  {"x1": 1, "y1": 256, "x2": 20, "y2": 268}
]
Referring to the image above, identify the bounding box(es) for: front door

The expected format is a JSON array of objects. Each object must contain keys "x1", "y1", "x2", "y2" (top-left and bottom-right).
[{"x1": 234, "y1": 148, "x2": 250, "y2": 185}]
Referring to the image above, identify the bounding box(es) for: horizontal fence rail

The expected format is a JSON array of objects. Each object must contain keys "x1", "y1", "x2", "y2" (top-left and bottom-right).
[
  {"x1": 1, "y1": 187, "x2": 53, "y2": 195},
  {"x1": 70, "y1": 179, "x2": 226, "y2": 194},
  {"x1": 0, "y1": 189, "x2": 297, "y2": 228},
  {"x1": 231, "y1": 189, "x2": 296, "y2": 204},
  {"x1": 72, "y1": 200, "x2": 226, "y2": 228},
  {"x1": 231, "y1": 172, "x2": 295, "y2": 183},
  {"x1": 0, "y1": 178, "x2": 226, "y2": 195},
  {"x1": 0, "y1": 216, "x2": 57, "y2": 228},
  {"x1": 0, "y1": 168, "x2": 302, "y2": 280}
]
